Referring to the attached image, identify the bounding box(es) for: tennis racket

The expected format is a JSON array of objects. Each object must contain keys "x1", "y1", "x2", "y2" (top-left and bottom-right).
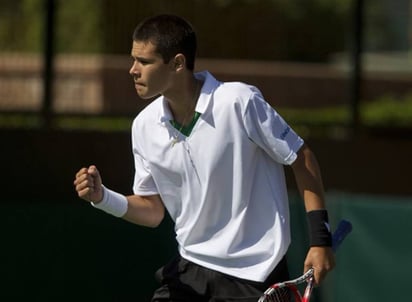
[{"x1": 258, "y1": 219, "x2": 353, "y2": 302}]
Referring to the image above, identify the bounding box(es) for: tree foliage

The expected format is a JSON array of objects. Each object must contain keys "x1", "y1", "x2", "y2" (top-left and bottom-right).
[{"x1": 0, "y1": 0, "x2": 350, "y2": 61}]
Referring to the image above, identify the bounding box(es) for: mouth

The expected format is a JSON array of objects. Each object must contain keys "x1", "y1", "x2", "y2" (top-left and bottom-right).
[{"x1": 134, "y1": 82, "x2": 144, "y2": 89}]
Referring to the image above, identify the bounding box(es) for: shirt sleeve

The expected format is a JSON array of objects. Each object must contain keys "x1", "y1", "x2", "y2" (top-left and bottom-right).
[
  {"x1": 131, "y1": 125, "x2": 159, "y2": 196},
  {"x1": 243, "y1": 88, "x2": 304, "y2": 165}
]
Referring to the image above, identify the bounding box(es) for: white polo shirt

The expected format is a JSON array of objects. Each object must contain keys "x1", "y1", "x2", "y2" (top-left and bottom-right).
[{"x1": 131, "y1": 71, "x2": 304, "y2": 282}]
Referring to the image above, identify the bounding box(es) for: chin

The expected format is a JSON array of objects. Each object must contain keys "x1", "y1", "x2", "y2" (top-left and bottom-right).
[{"x1": 136, "y1": 91, "x2": 159, "y2": 100}]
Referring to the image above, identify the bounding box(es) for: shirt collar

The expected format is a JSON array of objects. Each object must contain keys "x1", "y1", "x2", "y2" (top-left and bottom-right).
[{"x1": 159, "y1": 70, "x2": 220, "y2": 123}]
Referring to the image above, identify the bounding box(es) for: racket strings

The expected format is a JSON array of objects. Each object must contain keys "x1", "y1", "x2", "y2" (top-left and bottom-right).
[{"x1": 262, "y1": 287, "x2": 290, "y2": 302}]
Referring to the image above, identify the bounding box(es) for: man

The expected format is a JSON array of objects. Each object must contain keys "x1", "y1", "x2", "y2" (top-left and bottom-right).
[{"x1": 74, "y1": 14, "x2": 335, "y2": 302}]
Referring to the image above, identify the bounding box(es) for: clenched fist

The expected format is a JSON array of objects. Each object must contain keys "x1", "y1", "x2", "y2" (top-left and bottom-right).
[{"x1": 73, "y1": 165, "x2": 103, "y2": 203}]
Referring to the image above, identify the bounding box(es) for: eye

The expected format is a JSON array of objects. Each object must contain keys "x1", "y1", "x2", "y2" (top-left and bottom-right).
[{"x1": 130, "y1": 56, "x2": 149, "y2": 65}]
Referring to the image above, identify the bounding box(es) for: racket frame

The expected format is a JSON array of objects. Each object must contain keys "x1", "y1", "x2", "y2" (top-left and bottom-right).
[{"x1": 257, "y1": 219, "x2": 352, "y2": 302}]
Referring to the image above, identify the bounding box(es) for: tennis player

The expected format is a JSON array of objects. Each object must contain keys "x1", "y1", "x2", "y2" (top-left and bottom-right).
[{"x1": 74, "y1": 14, "x2": 335, "y2": 302}]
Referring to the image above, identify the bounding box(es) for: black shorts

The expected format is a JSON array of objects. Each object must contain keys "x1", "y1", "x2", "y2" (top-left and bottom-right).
[{"x1": 151, "y1": 255, "x2": 290, "y2": 302}]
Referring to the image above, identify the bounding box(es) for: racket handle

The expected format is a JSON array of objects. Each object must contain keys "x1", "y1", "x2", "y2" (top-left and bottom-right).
[{"x1": 332, "y1": 219, "x2": 353, "y2": 252}]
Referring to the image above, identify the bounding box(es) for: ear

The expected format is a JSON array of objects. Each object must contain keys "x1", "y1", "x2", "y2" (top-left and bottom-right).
[{"x1": 172, "y1": 53, "x2": 186, "y2": 71}]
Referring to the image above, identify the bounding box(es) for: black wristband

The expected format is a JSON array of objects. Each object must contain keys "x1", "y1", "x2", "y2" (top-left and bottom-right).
[{"x1": 307, "y1": 209, "x2": 332, "y2": 247}]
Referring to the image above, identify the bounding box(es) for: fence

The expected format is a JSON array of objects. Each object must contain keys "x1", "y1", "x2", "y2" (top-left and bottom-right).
[
  {"x1": 1, "y1": 1, "x2": 412, "y2": 301},
  {"x1": 4, "y1": 0, "x2": 411, "y2": 132},
  {"x1": 1, "y1": 192, "x2": 411, "y2": 301}
]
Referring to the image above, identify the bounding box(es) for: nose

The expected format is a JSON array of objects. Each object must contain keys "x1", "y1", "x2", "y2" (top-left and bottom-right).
[{"x1": 129, "y1": 61, "x2": 140, "y2": 77}]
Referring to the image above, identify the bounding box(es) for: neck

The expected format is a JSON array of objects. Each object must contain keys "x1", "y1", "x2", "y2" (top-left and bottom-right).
[{"x1": 167, "y1": 77, "x2": 201, "y2": 126}]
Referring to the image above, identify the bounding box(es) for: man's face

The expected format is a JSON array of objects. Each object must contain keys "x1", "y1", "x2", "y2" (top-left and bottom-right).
[{"x1": 129, "y1": 40, "x2": 173, "y2": 99}]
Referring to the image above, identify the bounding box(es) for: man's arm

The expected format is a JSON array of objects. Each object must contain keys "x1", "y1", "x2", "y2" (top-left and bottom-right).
[
  {"x1": 123, "y1": 194, "x2": 165, "y2": 227},
  {"x1": 291, "y1": 144, "x2": 335, "y2": 285},
  {"x1": 74, "y1": 165, "x2": 165, "y2": 228}
]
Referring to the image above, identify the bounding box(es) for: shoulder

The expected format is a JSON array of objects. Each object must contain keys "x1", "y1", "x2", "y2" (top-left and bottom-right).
[
  {"x1": 218, "y1": 81, "x2": 260, "y2": 97},
  {"x1": 214, "y1": 81, "x2": 264, "y2": 110},
  {"x1": 132, "y1": 96, "x2": 162, "y2": 131},
  {"x1": 200, "y1": 71, "x2": 261, "y2": 101}
]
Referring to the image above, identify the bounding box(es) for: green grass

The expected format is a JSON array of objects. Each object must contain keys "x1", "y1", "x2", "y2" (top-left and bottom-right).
[
  {"x1": 1, "y1": 95, "x2": 411, "y2": 133},
  {"x1": 278, "y1": 94, "x2": 412, "y2": 127},
  {"x1": 360, "y1": 94, "x2": 412, "y2": 127},
  {"x1": 0, "y1": 113, "x2": 42, "y2": 129},
  {"x1": 55, "y1": 116, "x2": 133, "y2": 131},
  {"x1": 0, "y1": 113, "x2": 133, "y2": 131}
]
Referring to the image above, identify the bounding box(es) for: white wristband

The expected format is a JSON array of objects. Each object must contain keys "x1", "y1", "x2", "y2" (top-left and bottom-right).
[{"x1": 92, "y1": 186, "x2": 128, "y2": 217}]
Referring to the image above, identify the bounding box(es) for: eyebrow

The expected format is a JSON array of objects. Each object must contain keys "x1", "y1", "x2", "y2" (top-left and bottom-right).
[{"x1": 130, "y1": 55, "x2": 149, "y2": 61}]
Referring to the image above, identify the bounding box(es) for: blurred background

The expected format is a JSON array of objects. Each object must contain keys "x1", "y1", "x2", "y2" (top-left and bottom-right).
[{"x1": 0, "y1": 0, "x2": 411, "y2": 301}]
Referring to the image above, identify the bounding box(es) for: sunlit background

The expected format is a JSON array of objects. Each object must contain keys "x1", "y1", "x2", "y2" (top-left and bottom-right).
[{"x1": 0, "y1": 1, "x2": 411, "y2": 301}]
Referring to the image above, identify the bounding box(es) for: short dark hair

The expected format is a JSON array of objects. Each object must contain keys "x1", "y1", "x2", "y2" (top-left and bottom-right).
[{"x1": 133, "y1": 14, "x2": 197, "y2": 71}]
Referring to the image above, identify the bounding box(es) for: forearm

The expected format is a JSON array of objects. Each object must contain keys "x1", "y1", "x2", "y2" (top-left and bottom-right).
[
  {"x1": 292, "y1": 144, "x2": 333, "y2": 246},
  {"x1": 292, "y1": 145, "x2": 335, "y2": 283},
  {"x1": 123, "y1": 194, "x2": 165, "y2": 228},
  {"x1": 92, "y1": 186, "x2": 165, "y2": 228},
  {"x1": 292, "y1": 144, "x2": 326, "y2": 212}
]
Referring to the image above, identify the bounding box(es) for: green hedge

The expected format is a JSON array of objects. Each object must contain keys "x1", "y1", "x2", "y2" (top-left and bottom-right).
[{"x1": 0, "y1": 0, "x2": 349, "y2": 61}]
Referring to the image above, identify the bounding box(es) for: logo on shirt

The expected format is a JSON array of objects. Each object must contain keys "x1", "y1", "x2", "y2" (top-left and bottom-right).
[{"x1": 280, "y1": 127, "x2": 290, "y2": 139}]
